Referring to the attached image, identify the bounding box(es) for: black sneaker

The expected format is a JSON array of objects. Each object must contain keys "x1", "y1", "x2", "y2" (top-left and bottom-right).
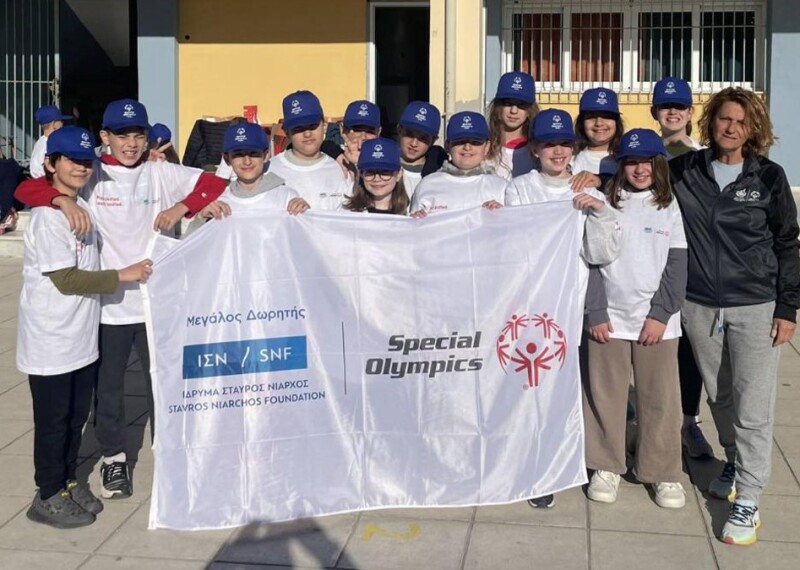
[
  {"x1": 26, "y1": 489, "x2": 95, "y2": 529},
  {"x1": 100, "y1": 461, "x2": 132, "y2": 499},
  {"x1": 67, "y1": 480, "x2": 104, "y2": 514},
  {"x1": 527, "y1": 494, "x2": 555, "y2": 509}
]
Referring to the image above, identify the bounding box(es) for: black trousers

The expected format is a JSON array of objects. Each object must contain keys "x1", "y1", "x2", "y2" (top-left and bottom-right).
[
  {"x1": 95, "y1": 323, "x2": 154, "y2": 458},
  {"x1": 29, "y1": 362, "x2": 96, "y2": 499},
  {"x1": 678, "y1": 329, "x2": 704, "y2": 417}
]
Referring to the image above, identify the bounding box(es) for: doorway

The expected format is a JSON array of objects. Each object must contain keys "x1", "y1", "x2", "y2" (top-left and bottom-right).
[{"x1": 370, "y1": 2, "x2": 430, "y2": 138}]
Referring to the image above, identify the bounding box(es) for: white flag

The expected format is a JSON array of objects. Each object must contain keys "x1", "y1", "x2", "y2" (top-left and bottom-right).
[{"x1": 143, "y1": 204, "x2": 587, "y2": 530}]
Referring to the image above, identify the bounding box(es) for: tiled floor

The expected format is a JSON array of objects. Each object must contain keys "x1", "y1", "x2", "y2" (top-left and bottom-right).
[{"x1": 0, "y1": 255, "x2": 798, "y2": 569}]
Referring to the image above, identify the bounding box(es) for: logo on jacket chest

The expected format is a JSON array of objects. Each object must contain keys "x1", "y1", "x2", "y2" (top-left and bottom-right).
[{"x1": 733, "y1": 187, "x2": 761, "y2": 202}]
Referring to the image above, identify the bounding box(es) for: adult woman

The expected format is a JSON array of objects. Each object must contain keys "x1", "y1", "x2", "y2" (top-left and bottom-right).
[{"x1": 669, "y1": 87, "x2": 799, "y2": 546}]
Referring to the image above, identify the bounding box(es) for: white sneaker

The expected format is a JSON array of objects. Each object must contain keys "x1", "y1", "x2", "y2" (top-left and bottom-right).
[
  {"x1": 654, "y1": 482, "x2": 686, "y2": 508},
  {"x1": 587, "y1": 470, "x2": 620, "y2": 503}
]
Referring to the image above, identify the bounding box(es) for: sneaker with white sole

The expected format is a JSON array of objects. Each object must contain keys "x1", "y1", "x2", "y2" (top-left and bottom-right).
[
  {"x1": 654, "y1": 482, "x2": 686, "y2": 508},
  {"x1": 26, "y1": 489, "x2": 95, "y2": 529},
  {"x1": 67, "y1": 480, "x2": 104, "y2": 514},
  {"x1": 100, "y1": 460, "x2": 132, "y2": 499},
  {"x1": 709, "y1": 462, "x2": 736, "y2": 501},
  {"x1": 527, "y1": 494, "x2": 555, "y2": 509},
  {"x1": 587, "y1": 470, "x2": 620, "y2": 503},
  {"x1": 721, "y1": 500, "x2": 760, "y2": 546},
  {"x1": 682, "y1": 422, "x2": 714, "y2": 460}
]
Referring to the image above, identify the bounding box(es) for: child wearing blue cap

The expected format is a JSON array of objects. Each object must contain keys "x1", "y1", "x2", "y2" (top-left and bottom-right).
[
  {"x1": 147, "y1": 123, "x2": 180, "y2": 164},
  {"x1": 195, "y1": 123, "x2": 309, "y2": 221},
  {"x1": 396, "y1": 101, "x2": 448, "y2": 199},
  {"x1": 494, "y1": 109, "x2": 620, "y2": 509},
  {"x1": 29, "y1": 104, "x2": 73, "y2": 178},
  {"x1": 572, "y1": 88, "x2": 624, "y2": 188},
  {"x1": 583, "y1": 128, "x2": 687, "y2": 510},
  {"x1": 268, "y1": 90, "x2": 351, "y2": 210},
  {"x1": 486, "y1": 72, "x2": 539, "y2": 180},
  {"x1": 410, "y1": 111, "x2": 505, "y2": 215},
  {"x1": 17, "y1": 126, "x2": 151, "y2": 529},
  {"x1": 337, "y1": 100, "x2": 382, "y2": 171},
  {"x1": 16, "y1": 98, "x2": 228, "y2": 500},
  {"x1": 343, "y1": 137, "x2": 408, "y2": 215},
  {"x1": 651, "y1": 77, "x2": 702, "y2": 157}
]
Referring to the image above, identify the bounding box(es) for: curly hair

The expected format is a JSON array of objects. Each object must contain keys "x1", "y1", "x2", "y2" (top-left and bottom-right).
[
  {"x1": 344, "y1": 174, "x2": 409, "y2": 215},
  {"x1": 486, "y1": 99, "x2": 539, "y2": 163},
  {"x1": 605, "y1": 155, "x2": 673, "y2": 211},
  {"x1": 698, "y1": 87, "x2": 776, "y2": 157},
  {"x1": 575, "y1": 112, "x2": 625, "y2": 153}
]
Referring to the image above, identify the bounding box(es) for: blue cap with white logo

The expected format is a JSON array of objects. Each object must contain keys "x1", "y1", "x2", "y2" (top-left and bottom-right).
[
  {"x1": 46, "y1": 126, "x2": 97, "y2": 161},
  {"x1": 282, "y1": 90, "x2": 324, "y2": 131},
  {"x1": 102, "y1": 99, "x2": 150, "y2": 131},
  {"x1": 495, "y1": 72, "x2": 536, "y2": 104},
  {"x1": 399, "y1": 101, "x2": 441, "y2": 138},
  {"x1": 531, "y1": 109, "x2": 575, "y2": 142},
  {"x1": 616, "y1": 128, "x2": 667, "y2": 160},
  {"x1": 446, "y1": 111, "x2": 489, "y2": 143},
  {"x1": 343, "y1": 100, "x2": 381, "y2": 130},
  {"x1": 653, "y1": 77, "x2": 692, "y2": 106},
  {"x1": 580, "y1": 88, "x2": 620, "y2": 114},
  {"x1": 148, "y1": 123, "x2": 172, "y2": 145},
  {"x1": 34, "y1": 105, "x2": 72, "y2": 125},
  {"x1": 223, "y1": 123, "x2": 268, "y2": 153},
  {"x1": 358, "y1": 138, "x2": 401, "y2": 172}
]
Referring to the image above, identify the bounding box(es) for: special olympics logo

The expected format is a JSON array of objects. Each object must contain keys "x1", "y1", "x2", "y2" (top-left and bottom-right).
[{"x1": 496, "y1": 312, "x2": 567, "y2": 390}]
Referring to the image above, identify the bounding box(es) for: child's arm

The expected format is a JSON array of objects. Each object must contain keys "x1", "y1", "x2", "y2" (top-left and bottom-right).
[
  {"x1": 585, "y1": 265, "x2": 613, "y2": 343},
  {"x1": 154, "y1": 169, "x2": 228, "y2": 231},
  {"x1": 640, "y1": 247, "x2": 688, "y2": 345},
  {"x1": 15, "y1": 178, "x2": 93, "y2": 237},
  {"x1": 46, "y1": 259, "x2": 152, "y2": 295},
  {"x1": 580, "y1": 201, "x2": 620, "y2": 266}
]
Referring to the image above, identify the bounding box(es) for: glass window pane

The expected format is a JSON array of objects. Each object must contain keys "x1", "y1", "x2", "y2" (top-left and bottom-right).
[
  {"x1": 570, "y1": 12, "x2": 622, "y2": 82},
  {"x1": 512, "y1": 12, "x2": 562, "y2": 81},
  {"x1": 639, "y1": 12, "x2": 692, "y2": 81},
  {"x1": 701, "y1": 11, "x2": 756, "y2": 82}
]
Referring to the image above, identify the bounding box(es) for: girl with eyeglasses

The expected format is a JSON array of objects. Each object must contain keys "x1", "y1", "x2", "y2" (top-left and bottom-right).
[
  {"x1": 485, "y1": 72, "x2": 539, "y2": 180},
  {"x1": 343, "y1": 138, "x2": 408, "y2": 215},
  {"x1": 583, "y1": 129, "x2": 687, "y2": 511}
]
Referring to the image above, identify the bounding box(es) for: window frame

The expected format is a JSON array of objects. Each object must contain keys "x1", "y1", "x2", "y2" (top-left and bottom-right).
[{"x1": 501, "y1": 0, "x2": 766, "y2": 93}]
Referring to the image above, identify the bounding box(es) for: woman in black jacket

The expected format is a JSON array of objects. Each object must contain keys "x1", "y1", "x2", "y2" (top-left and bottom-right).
[{"x1": 669, "y1": 87, "x2": 799, "y2": 546}]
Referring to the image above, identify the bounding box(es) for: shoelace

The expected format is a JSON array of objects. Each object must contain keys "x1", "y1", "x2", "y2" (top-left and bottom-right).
[
  {"x1": 658, "y1": 482, "x2": 684, "y2": 492},
  {"x1": 728, "y1": 502, "x2": 758, "y2": 526},
  {"x1": 104, "y1": 462, "x2": 126, "y2": 481},
  {"x1": 719, "y1": 462, "x2": 736, "y2": 483}
]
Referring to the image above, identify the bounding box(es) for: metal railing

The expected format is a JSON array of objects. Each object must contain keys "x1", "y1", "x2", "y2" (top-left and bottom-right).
[
  {"x1": 501, "y1": 0, "x2": 767, "y2": 104},
  {"x1": 0, "y1": 0, "x2": 58, "y2": 165}
]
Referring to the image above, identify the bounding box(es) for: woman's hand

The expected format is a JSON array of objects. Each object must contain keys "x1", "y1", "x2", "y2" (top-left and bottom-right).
[{"x1": 771, "y1": 318, "x2": 797, "y2": 346}]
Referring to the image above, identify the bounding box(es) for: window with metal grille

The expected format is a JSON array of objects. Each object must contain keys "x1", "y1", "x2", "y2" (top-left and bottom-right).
[{"x1": 502, "y1": 0, "x2": 766, "y2": 95}]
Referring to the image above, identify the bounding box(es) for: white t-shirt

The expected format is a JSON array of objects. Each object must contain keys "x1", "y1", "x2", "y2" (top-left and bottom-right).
[
  {"x1": 80, "y1": 160, "x2": 203, "y2": 324},
  {"x1": 489, "y1": 147, "x2": 515, "y2": 181},
  {"x1": 401, "y1": 167, "x2": 422, "y2": 200},
  {"x1": 267, "y1": 152, "x2": 350, "y2": 210},
  {"x1": 571, "y1": 149, "x2": 616, "y2": 177},
  {"x1": 17, "y1": 197, "x2": 101, "y2": 375},
  {"x1": 220, "y1": 184, "x2": 300, "y2": 212},
  {"x1": 29, "y1": 135, "x2": 48, "y2": 178},
  {"x1": 410, "y1": 171, "x2": 506, "y2": 213},
  {"x1": 601, "y1": 190, "x2": 687, "y2": 341}
]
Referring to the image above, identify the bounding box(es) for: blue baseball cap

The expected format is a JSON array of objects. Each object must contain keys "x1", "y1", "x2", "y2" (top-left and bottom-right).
[
  {"x1": 531, "y1": 109, "x2": 575, "y2": 142},
  {"x1": 222, "y1": 123, "x2": 268, "y2": 153},
  {"x1": 102, "y1": 99, "x2": 149, "y2": 131},
  {"x1": 46, "y1": 126, "x2": 97, "y2": 161},
  {"x1": 398, "y1": 101, "x2": 441, "y2": 138},
  {"x1": 446, "y1": 111, "x2": 489, "y2": 143},
  {"x1": 616, "y1": 129, "x2": 668, "y2": 160},
  {"x1": 343, "y1": 100, "x2": 380, "y2": 130},
  {"x1": 34, "y1": 105, "x2": 71, "y2": 125},
  {"x1": 653, "y1": 77, "x2": 692, "y2": 106},
  {"x1": 580, "y1": 88, "x2": 620, "y2": 114},
  {"x1": 495, "y1": 72, "x2": 536, "y2": 104},
  {"x1": 358, "y1": 138, "x2": 401, "y2": 172},
  {"x1": 282, "y1": 90, "x2": 324, "y2": 131},
  {"x1": 148, "y1": 123, "x2": 172, "y2": 145}
]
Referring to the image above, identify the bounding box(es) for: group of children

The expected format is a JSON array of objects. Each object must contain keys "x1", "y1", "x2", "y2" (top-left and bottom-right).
[{"x1": 16, "y1": 74, "x2": 719, "y2": 538}]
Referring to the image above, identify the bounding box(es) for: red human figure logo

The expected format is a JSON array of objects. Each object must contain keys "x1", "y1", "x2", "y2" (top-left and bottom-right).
[
  {"x1": 496, "y1": 310, "x2": 568, "y2": 390},
  {"x1": 553, "y1": 329, "x2": 567, "y2": 366},
  {"x1": 532, "y1": 312, "x2": 558, "y2": 339},
  {"x1": 497, "y1": 314, "x2": 529, "y2": 371}
]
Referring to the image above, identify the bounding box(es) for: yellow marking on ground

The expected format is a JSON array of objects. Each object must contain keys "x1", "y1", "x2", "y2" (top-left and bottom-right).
[{"x1": 362, "y1": 522, "x2": 421, "y2": 541}]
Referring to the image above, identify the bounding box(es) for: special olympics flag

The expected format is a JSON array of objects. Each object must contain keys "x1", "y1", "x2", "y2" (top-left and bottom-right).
[{"x1": 143, "y1": 204, "x2": 587, "y2": 530}]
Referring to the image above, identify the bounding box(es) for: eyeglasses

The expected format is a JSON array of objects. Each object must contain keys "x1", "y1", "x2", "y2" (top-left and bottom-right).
[
  {"x1": 450, "y1": 139, "x2": 486, "y2": 147},
  {"x1": 362, "y1": 171, "x2": 396, "y2": 181},
  {"x1": 657, "y1": 103, "x2": 690, "y2": 111}
]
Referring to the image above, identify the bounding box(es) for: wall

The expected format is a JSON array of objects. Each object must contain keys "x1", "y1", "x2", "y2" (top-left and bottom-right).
[{"x1": 177, "y1": 0, "x2": 368, "y2": 153}]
